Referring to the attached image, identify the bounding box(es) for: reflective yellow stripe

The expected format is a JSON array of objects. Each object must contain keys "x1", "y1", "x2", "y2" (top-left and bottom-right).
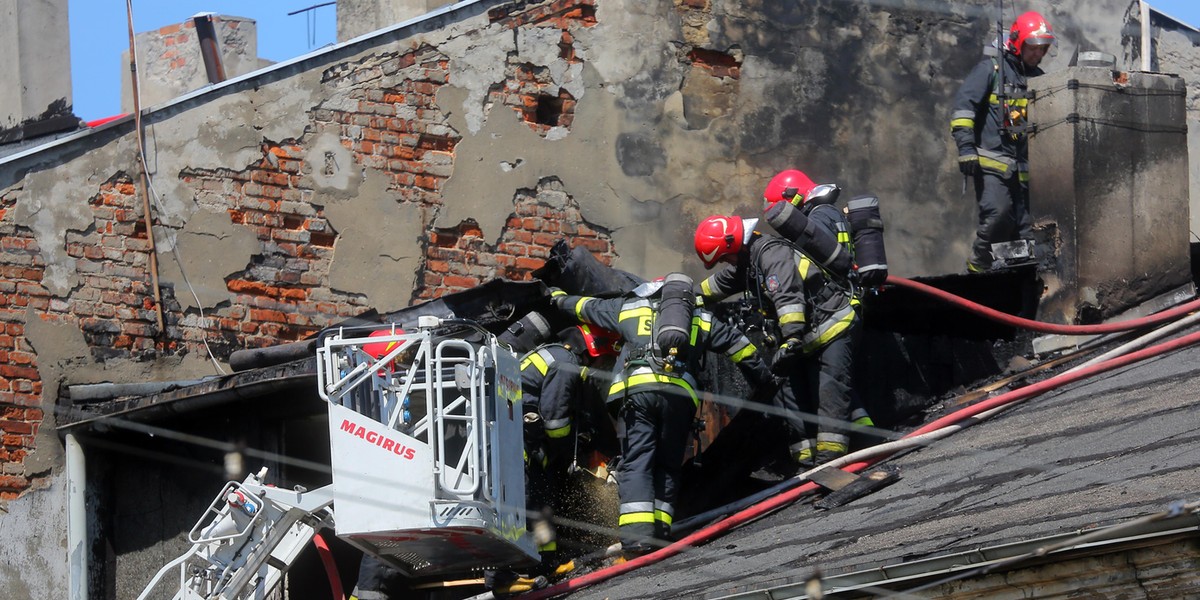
[
  {"x1": 1018, "y1": 172, "x2": 1030, "y2": 183},
  {"x1": 950, "y1": 117, "x2": 975, "y2": 130},
  {"x1": 571, "y1": 297, "x2": 592, "y2": 319},
  {"x1": 688, "y1": 315, "x2": 712, "y2": 346},
  {"x1": 978, "y1": 155, "x2": 1010, "y2": 174},
  {"x1": 801, "y1": 305, "x2": 855, "y2": 353},
  {"x1": 816, "y1": 440, "x2": 848, "y2": 453},
  {"x1": 545, "y1": 423, "x2": 571, "y2": 439},
  {"x1": 608, "y1": 373, "x2": 698, "y2": 406},
  {"x1": 837, "y1": 231, "x2": 850, "y2": 244},
  {"x1": 730, "y1": 342, "x2": 757, "y2": 363},
  {"x1": 618, "y1": 512, "x2": 655, "y2": 526},
  {"x1": 989, "y1": 95, "x2": 1028, "y2": 107},
  {"x1": 779, "y1": 312, "x2": 806, "y2": 325},
  {"x1": 540, "y1": 541, "x2": 558, "y2": 552},
  {"x1": 853, "y1": 416, "x2": 875, "y2": 427},
  {"x1": 654, "y1": 510, "x2": 673, "y2": 525},
  {"x1": 700, "y1": 278, "x2": 715, "y2": 296},
  {"x1": 521, "y1": 352, "x2": 549, "y2": 376},
  {"x1": 619, "y1": 306, "x2": 653, "y2": 322}
]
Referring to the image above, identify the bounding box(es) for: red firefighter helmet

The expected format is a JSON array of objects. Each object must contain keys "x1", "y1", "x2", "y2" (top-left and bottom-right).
[
  {"x1": 763, "y1": 169, "x2": 817, "y2": 208},
  {"x1": 363, "y1": 327, "x2": 408, "y2": 359},
  {"x1": 577, "y1": 323, "x2": 621, "y2": 358},
  {"x1": 1007, "y1": 11, "x2": 1055, "y2": 56},
  {"x1": 694, "y1": 215, "x2": 745, "y2": 269}
]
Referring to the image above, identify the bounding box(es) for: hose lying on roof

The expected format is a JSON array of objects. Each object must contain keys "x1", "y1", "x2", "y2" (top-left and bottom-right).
[
  {"x1": 518, "y1": 277, "x2": 1200, "y2": 599},
  {"x1": 885, "y1": 275, "x2": 1200, "y2": 335}
]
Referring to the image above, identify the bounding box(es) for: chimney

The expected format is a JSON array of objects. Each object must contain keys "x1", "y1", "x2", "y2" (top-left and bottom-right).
[
  {"x1": 336, "y1": 0, "x2": 455, "y2": 42},
  {"x1": 121, "y1": 15, "x2": 262, "y2": 114},
  {"x1": 0, "y1": 0, "x2": 79, "y2": 144}
]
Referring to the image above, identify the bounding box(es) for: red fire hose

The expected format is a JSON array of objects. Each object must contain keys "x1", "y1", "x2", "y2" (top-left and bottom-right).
[{"x1": 520, "y1": 276, "x2": 1200, "y2": 599}]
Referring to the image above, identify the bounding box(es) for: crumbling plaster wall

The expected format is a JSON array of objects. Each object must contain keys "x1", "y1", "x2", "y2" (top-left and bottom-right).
[{"x1": 0, "y1": 0, "x2": 1182, "y2": 594}]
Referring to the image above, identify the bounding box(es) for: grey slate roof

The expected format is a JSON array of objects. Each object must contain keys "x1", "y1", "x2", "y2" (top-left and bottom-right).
[{"x1": 566, "y1": 331, "x2": 1200, "y2": 599}]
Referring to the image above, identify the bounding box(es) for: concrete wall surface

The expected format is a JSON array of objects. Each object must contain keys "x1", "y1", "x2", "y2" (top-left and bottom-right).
[{"x1": 0, "y1": 0, "x2": 1195, "y2": 596}]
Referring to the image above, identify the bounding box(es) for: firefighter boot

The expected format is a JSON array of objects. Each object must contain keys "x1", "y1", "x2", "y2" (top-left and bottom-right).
[
  {"x1": 484, "y1": 570, "x2": 548, "y2": 596},
  {"x1": 813, "y1": 439, "x2": 848, "y2": 467}
]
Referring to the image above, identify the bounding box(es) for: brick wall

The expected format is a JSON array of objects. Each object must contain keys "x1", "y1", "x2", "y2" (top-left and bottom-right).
[
  {"x1": 0, "y1": 188, "x2": 46, "y2": 500},
  {"x1": 0, "y1": 0, "x2": 610, "y2": 498}
]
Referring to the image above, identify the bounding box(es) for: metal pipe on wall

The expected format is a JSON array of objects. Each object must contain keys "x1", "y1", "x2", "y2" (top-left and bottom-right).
[{"x1": 66, "y1": 434, "x2": 88, "y2": 600}]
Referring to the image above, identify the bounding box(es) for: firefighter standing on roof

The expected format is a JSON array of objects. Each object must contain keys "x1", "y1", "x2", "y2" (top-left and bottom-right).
[
  {"x1": 951, "y1": 10, "x2": 1056, "y2": 272},
  {"x1": 694, "y1": 170, "x2": 866, "y2": 469},
  {"x1": 551, "y1": 274, "x2": 772, "y2": 557}
]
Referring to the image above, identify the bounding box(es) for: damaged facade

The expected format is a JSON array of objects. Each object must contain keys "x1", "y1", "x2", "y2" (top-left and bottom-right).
[{"x1": 0, "y1": 0, "x2": 1198, "y2": 597}]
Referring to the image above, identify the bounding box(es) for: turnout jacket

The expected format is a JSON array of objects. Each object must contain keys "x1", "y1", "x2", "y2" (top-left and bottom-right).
[
  {"x1": 950, "y1": 50, "x2": 1044, "y2": 181},
  {"x1": 519, "y1": 343, "x2": 586, "y2": 440},
  {"x1": 698, "y1": 221, "x2": 857, "y2": 355},
  {"x1": 554, "y1": 293, "x2": 771, "y2": 407}
]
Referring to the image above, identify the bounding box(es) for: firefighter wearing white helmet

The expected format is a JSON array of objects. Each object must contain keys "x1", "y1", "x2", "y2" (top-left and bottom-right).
[{"x1": 951, "y1": 10, "x2": 1056, "y2": 272}]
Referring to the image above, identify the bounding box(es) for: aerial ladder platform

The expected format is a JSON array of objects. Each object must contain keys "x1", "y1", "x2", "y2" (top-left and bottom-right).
[{"x1": 138, "y1": 316, "x2": 537, "y2": 599}]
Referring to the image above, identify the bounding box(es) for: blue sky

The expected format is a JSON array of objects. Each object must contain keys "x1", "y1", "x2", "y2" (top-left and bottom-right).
[
  {"x1": 67, "y1": 1, "x2": 1200, "y2": 122},
  {"x1": 69, "y1": 1, "x2": 337, "y2": 122}
]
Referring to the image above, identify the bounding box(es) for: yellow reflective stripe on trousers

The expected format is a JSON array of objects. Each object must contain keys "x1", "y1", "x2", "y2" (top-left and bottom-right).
[
  {"x1": 654, "y1": 509, "x2": 673, "y2": 525},
  {"x1": 608, "y1": 372, "x2": 699, "y2": 406},
  {"x1": 618, "y1": 512, "x2": 656, "y2": 526},
  {"x1": 544, "y1": 421, "x2": 571, "y2": 439},
  {"x1": 801, "y1": 303, "x2": 856, "y2": 353}
]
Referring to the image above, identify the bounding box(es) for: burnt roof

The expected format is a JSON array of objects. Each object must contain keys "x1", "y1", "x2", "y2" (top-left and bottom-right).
[{"x1": 567, "y1": 330, "x2": 1200, "y2": 599}]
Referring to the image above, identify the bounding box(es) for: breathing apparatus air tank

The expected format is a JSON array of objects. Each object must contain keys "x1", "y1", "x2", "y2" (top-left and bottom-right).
[
  {"x1": 654, "y1": 272, "x2": 695, "y2": 371},
  {"x1": 763, "y1": 199, "x2": 852, "y2": 276},
  {"x1": 845, "y1": 195, "x2": 889, "y2": 287},
  {"x1": 498, "y1": 311, "x2": 553, "y2": 354}
]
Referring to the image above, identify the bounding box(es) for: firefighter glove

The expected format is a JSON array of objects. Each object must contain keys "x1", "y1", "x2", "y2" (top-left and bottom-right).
[
  {"x1": 770, "y1": 338, "x2": 802, "y2": 377},
  {"x1": 958, "y1": 155, "x2": 980, "y2": 177}
]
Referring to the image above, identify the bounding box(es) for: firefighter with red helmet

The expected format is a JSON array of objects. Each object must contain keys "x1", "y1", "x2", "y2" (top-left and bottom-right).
[
  {"x1": 490, "y1": 314, "x2": 621, "y2": 588},
  {"x1": 550, "y1": 274, "x2": 772, "y2": 559},
  {"x1": 951, "y1": 10, "x2": 1056, "y2": 272},
  {"x1": 694, "y1": 169, "x2": 865, "y2": 470}
]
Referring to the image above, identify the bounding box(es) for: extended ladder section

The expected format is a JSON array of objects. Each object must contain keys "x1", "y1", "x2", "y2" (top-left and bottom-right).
[
  {"x1": 315, "y1": 316, "x2": 536, "y2": 576},
  {"x1": 137, "y1": 468, "x2": 336, "y2": 600}
]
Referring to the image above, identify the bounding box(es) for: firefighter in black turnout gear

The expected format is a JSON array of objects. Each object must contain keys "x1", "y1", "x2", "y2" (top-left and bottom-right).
[
  {"x1": 951, "y1": 10, "x2": 1055, "y2": 272},
  {"x1": 694, "y1": 170, "x2": 868, "y2": 469},
  {"x1": 551, "y1": 273, "x2": 772, "y2": 557}
]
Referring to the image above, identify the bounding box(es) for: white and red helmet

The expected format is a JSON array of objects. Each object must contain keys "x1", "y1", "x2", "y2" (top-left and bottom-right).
[
  {"x1": 1007, "y1": 11, "x2": 1055, "y2": 56},
  {"x1": 694, "y1": 215, "x2": 746, "y2": 269}
]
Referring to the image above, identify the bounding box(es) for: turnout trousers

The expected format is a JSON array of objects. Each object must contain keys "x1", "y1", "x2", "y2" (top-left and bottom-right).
[
  {"x1": 971, "y1": 170, "x2": 1031, "y2": 266},
  {"x1": 776, "y1": 325, "x2": 856, "y2": 461},
  {"x1": 616, "y1": 388, "x2": 695, "y2": 551}
]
